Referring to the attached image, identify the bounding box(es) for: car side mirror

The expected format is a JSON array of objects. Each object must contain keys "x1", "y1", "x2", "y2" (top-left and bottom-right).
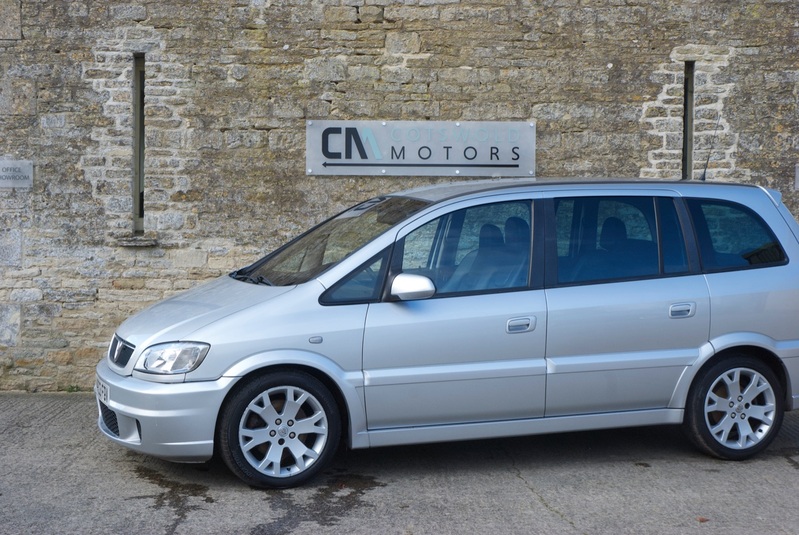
[{"x1": 390, "y1": 273, "x2": 436, "y2": 301}]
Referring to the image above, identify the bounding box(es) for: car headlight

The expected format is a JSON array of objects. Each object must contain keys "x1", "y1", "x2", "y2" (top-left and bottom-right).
[{"x1": 137, "y1": 342, "x2": 210, "y2": 374}]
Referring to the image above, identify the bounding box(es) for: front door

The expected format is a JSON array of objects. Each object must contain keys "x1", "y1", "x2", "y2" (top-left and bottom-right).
[{"x1": 362, "y1": 199, "x2": 547, "y2": 429}]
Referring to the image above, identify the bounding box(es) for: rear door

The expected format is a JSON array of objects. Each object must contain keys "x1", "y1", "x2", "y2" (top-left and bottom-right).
[{"x1": 543, "y1": 193, "x2": 711, "y2": 416}]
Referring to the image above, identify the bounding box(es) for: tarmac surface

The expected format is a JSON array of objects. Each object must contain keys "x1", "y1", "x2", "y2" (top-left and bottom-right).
[{"x1": 1, "y1": 392, "x2": 799, "y2": 534}]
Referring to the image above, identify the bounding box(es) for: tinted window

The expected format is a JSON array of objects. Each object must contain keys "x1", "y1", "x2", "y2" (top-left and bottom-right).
[
  {"x1": 398, "y1": 201, "x2": 532, "y2": 294},
  {"x1": 555, "y1": 196, "x2": 688, "y2": 283},
  {"x1": 320, "y1": 250, "x2": 389, "y2": 304},
  {"x1": 686, "y1": 199, "x2": 786, "y2": 271}
]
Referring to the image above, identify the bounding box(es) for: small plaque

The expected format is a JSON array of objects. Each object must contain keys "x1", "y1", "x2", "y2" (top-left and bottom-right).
[{"x1": 0, "y1": 160, "x2": 33, "y2": 188}]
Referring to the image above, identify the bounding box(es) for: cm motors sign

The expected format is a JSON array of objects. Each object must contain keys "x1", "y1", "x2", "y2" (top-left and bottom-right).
[{"x1": 306, "y1": 120, "x2": 535, "y2": 177}]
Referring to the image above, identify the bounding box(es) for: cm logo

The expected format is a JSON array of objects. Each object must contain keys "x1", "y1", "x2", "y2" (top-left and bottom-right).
[{"x1": 322, "y1": 127, "x2": 383, "y2": 160}]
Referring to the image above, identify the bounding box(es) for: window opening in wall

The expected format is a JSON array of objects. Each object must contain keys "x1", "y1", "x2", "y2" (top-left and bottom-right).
[
  {"x1": 681, "y1": 61, "x2": 695, "y2": 181},
  {"x1": 132, "y1": 54, "x2": 145, "y2": 233}
]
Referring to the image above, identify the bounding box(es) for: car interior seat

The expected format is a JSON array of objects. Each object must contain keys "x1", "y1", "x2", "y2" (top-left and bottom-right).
[{"x1": 444, "y1": 223, "x2": 506, "y2": 292}]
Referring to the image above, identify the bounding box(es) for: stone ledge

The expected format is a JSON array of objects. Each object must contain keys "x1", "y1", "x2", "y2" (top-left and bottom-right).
[{"x1": 115, "y1": 235, "x2": 159, "y2": 248}]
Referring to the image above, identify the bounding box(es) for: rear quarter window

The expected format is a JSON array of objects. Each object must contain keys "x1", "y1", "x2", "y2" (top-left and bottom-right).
[{"x1": 686, "y1": 198, "x2": 786, "y2": 271}]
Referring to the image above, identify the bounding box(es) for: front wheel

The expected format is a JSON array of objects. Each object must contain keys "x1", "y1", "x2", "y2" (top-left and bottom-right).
[
  {"x1": 218, "y1": 371, "x2": 341, "y2": 488},
  {"x1": 684, "y1": 356, "x2": 784, "y2": 460}
]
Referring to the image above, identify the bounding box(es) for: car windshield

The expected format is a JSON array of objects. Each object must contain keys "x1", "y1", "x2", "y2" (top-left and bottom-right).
[{"x1": 235, "y1": 196, "x2": 430, "y2": 286}]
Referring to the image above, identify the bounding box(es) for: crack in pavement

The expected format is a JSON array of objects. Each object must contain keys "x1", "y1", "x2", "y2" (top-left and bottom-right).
[{"x1": 504, "y1": 448, "x2": 584, "y2": 535}]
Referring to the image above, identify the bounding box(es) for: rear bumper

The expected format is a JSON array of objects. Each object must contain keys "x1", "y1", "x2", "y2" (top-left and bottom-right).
[{"x1": 95, "y1": 359, "x2": 238, "y2": 462}]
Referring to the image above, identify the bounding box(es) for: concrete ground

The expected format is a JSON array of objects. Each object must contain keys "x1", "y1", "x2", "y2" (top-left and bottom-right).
[{"x1": 1, "y1": 392, "x2": 798, "y2": 535}]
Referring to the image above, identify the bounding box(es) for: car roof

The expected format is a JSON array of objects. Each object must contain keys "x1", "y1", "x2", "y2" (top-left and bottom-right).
[{"x1": 391, "y1": 177, "x2": 767, "y2": 204}]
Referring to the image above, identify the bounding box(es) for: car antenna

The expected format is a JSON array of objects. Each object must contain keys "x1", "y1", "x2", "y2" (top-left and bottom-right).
[{"x1": 699, "y1": 112, "x2": 723, "y2": 182}]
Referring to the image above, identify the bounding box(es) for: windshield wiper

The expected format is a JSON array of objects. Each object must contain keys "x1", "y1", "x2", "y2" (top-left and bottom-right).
[
  {"x1": 252, "y1": 275, "x2": 273, "y2": 286},
  {"x1": 229, "y1": 269, "x2": 273, "y2": 286}
]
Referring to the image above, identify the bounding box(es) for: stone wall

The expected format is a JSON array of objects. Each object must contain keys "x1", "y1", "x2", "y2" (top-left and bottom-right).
[{"x1": 1, "y1": 0, "x2": 798, "y2": 390}]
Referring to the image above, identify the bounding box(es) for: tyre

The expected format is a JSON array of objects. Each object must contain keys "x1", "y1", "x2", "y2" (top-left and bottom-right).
[
  {"x1": 218, "y1": 371, "x2": 341, "y2": 488},
  {"x1": 684, "y1": 356, "x2": 784, "y2": 460}
]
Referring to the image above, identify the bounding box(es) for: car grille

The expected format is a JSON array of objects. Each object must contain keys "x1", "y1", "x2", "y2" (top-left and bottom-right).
[
  {"x1": 99, "y1": 402, "x2": 119, "y2": 437},
  {"x1": 108, "y1": 335, "x2": 135, "y2": 368}
]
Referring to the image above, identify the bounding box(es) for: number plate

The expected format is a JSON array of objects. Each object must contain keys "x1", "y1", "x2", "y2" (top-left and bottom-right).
[{"x1": 95, "y1": 378, "x2": 110, "y2": 405}]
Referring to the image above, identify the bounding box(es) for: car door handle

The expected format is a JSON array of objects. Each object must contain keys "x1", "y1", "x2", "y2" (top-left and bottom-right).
[
  {"x1": 507, "y1": 316, "x2": 536, "y2": 333},
  {"x1": 669, "y1": 302, "x2": 696, "y2": 319}
]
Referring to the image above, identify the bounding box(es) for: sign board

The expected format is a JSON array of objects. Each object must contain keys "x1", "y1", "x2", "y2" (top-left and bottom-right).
[
  {"x1": 306, "y1": 120, "x2": 535, "y2": 177},
  {"x1": 0, "y1": 160, "x2": 32, "y2": 188}
]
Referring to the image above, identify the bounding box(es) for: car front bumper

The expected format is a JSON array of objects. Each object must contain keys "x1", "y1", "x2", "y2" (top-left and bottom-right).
[{"x1": 94, "y1": 359, "x2": 238, "y2": 462}]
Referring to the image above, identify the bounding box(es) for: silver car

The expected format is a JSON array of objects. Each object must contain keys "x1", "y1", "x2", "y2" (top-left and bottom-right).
[{"x1": 96, "y1": 179, "x2": 799, "y2": 488}]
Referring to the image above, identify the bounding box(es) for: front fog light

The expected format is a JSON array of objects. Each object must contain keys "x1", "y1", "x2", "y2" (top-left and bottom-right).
[{"x1": 138, "y1": 342, "x2": 210, "y2": 374}]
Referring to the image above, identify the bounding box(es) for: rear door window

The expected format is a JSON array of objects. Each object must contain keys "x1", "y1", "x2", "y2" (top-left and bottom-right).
[{"x1": 554, "y1": 196, "x2": 688, "y2": 284}]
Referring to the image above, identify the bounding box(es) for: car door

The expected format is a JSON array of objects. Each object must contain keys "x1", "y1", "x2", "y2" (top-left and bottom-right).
[
  {"x1": 544, "y1": 194, "x2": 711, "y2": 416},
  {"x1": 361, "y1": 198, "x2": 548, "y2": 429}
]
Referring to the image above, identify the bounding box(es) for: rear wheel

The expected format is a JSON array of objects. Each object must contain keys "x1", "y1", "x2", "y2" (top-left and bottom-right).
[
  {"x1": 684, "y1": 356, "x2": 783, "y2": 460},
  {"x1": 218, "y1": 371, "x2": 341, "y2": 488}
]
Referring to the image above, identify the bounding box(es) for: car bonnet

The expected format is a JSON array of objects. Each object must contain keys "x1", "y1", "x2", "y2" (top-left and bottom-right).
[{"x1": 115, "y1": 275, "x2": 295, "y2": 349}]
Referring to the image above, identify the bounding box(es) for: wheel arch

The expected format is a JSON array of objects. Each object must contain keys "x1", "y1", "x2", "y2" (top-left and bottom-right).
[
  {"x1": 213, "y1": 352, "x2": 368, "y2": 454},
  {"x1": 673, "y1": 344, "x2": 791, "y2": 411}
]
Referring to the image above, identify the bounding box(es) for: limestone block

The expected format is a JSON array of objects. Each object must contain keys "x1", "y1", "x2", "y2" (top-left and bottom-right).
[
  {"x1": 0, "y1": 304, "x2": 19, "y2": 346},
  {"x1": 0, "y1": 227, "x2": 20, "y2": 267},
  {"x1": 10, "y1": 288, "x2": 43, "y2": 302},
  {"x1": 304, "y1": 57, "x2": 347, "y2": 82},
  {"x1": 0, "y1": 0, "x2": 21, "y2": 40},
  {"x1": 171, "y1": 249, "x2": 208, "y2": 268},
  {"x1": 324, "y1": 6, "x2": 358, "y2": 23},
  {"x1": 385, "y1": 32, "x2": 422, "y2": 55},
  {"x1": 0, "y1": 77, "x2": 35, "y2": 115},
  {"x1": 110, "y1": 4, "x2": 147, "y2": 21}
]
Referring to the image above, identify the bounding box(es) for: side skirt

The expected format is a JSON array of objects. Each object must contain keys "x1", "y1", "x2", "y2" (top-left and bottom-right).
[{"x1": 355, "y1": 408, "x2": 684, "y2": 449}]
